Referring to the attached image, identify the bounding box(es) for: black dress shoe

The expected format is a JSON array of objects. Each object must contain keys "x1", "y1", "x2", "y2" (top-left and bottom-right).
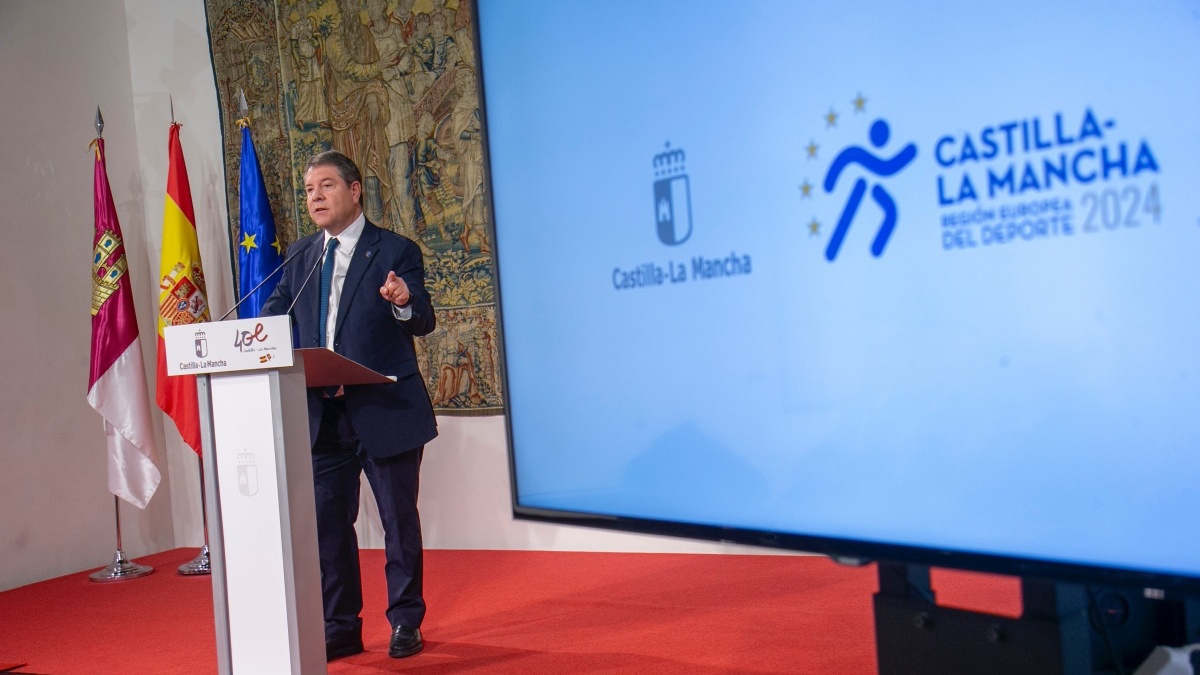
[
  {"x1": 325, "y1": 633, "x2": 364, "y2": 661},
  {"x1": 388, "y1": 625, "x2": 423, "y2": 658}
]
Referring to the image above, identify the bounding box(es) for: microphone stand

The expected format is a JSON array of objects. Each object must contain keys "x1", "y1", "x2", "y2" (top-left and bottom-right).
[{"x1": 285, "y1": 238, "x2": 333, "y2": 317}]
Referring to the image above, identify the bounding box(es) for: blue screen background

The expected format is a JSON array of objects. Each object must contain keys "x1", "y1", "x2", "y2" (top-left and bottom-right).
[{"x1": 476, "y1": 0, "x2": 1200, "y2": 579}]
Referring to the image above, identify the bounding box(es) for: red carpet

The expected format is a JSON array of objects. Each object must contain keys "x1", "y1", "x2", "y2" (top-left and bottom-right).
[{"x1": 0, "y1": 548, "x2": 1019, "y2": 674}]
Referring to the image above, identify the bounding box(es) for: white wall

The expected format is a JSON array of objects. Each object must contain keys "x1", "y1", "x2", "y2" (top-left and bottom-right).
[
  {"x1": 0, "y1": 0, "x2": 176, "y2": 591},
  {"x1": 0, "y1": 0, "x2": 766, "y2": 592}
]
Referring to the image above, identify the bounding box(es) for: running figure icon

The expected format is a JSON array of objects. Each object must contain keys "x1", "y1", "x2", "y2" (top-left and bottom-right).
[{"x1": 823, "y1": 119, "x2": 917, "y2": 261}]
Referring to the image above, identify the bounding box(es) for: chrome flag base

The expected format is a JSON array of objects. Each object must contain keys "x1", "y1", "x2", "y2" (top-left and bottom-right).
[
  {"x1": 89, "y1": 549, "x2": 154, "y2": 583},
  {"x1": 177, "y1": 544, "x2": 211, "y2": 576}
]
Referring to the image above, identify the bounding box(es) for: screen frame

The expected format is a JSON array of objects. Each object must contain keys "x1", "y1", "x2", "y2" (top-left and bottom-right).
[{"x1": 469, "y1": 0, "x2": 1200, "y2": 598}]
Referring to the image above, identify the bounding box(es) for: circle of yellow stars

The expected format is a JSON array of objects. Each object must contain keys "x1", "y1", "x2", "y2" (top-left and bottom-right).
[
  {"x1": 799, "y1": 91, "x2": 868, "y2": 237},
  {"x1": 239, "y1": 232, "x2": 284, "y2": 255}
]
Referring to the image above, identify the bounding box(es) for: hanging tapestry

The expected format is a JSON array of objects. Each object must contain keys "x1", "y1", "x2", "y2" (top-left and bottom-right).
[{"x1": 205, "y1": 0, "x2": 502, "y2": 414}]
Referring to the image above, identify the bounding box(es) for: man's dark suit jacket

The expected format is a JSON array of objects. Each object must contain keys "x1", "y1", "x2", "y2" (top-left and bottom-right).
[{"x1": 262, "y1": 221, "x2": 438, "y2": 456}]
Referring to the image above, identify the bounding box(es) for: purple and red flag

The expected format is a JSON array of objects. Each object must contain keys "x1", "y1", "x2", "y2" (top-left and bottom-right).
[{"x1": 87, "y1": 136, "x2": 161, "y2": 508}]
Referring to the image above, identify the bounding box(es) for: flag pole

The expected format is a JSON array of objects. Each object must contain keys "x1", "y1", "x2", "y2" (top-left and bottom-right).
[
  {"x1": 90, "y1": 496, "x2": 155, "y2": 582},
  {"x1": 177, "y1": 455, "x2": 212, "y2": 575},
  {"x1": 87, "y1": 106, "x2": 154, "y2": 583},
  {"x1": 158, "y1": 95, "x2": 211, "y2": 576}
]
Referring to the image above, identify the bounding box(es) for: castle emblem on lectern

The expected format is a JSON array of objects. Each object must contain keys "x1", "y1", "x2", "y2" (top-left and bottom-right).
[
  {"x1": 653, "y1": 142, "x2": 692, "y2": 246},
  {"x1": 194, "y1": 329, "x2": 208, "y2": 358},
  {"x1": 237, "y1": 452, "x2": 258, "y2": 497}
]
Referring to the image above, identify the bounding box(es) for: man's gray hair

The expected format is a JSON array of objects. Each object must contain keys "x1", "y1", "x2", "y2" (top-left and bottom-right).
[{"x1": 305, "y1": 150, "x2": 362, "y2": 195}]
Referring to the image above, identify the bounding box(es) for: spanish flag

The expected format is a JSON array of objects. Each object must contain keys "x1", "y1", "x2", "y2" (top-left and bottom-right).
[{"x1": 155, "y1": 123, "x2": 210, "y2": 454}]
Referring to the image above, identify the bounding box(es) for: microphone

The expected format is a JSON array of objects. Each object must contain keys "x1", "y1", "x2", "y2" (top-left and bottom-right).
[
  {"x1": 218, "y1": 236, "x2": 318, "y2": 321},
  {"x1": 284, "y1": 237, "x2": 335, "y2": 317}
]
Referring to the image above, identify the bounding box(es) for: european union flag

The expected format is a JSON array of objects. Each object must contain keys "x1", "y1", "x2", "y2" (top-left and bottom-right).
[{"x1": 236, "y1": 124, "x2": 283, "y2": 318}]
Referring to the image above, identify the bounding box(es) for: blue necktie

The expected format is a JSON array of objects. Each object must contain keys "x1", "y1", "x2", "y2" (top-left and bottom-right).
[{"x1": 317, "y1": 237, "x2": 339, "y2": 348}]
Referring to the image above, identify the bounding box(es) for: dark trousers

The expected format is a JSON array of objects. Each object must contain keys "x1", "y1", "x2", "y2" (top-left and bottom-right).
[{"x1": 311, "y1": 397, "x2": 425, "y2": 640}]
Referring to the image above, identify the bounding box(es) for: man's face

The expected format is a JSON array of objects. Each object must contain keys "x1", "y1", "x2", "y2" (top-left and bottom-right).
[{"x1": 305, "y1": 164, "x2": 361, "y2": 233}]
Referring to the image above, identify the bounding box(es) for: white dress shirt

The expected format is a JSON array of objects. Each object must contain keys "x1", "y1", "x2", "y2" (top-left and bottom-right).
[{"x1": 320, "y1": 213, "x2": 411, "y2": 349}]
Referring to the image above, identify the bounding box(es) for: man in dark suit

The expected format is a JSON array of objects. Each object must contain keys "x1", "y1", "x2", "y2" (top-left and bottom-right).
[{"x1": 262, "y1": 150, "x2": 437, "y2": 661}]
